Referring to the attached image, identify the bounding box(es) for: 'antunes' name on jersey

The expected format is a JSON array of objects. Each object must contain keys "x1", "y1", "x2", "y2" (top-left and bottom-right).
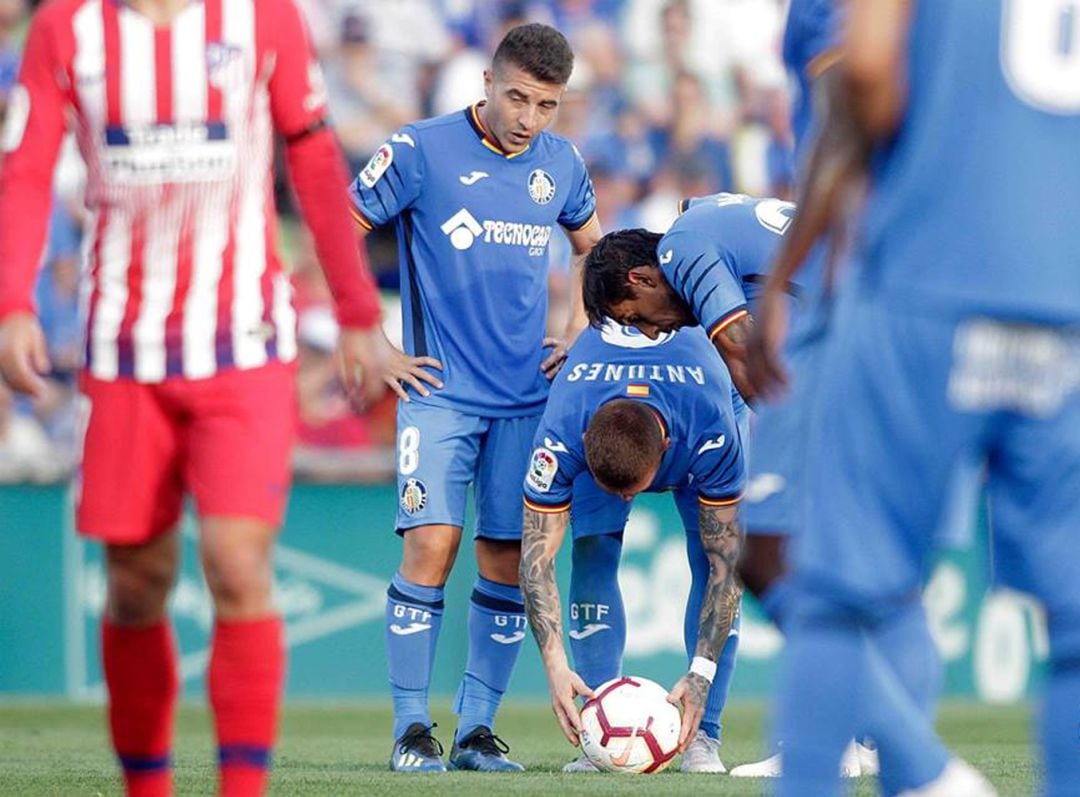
[{"x1": 565, "y1": 362, "x2": 707, "y2": 386}]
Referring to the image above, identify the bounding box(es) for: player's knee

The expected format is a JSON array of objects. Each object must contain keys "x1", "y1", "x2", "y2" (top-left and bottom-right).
[
  {"x1": 105, "y1": 545, "x2": 176, "y2": 626},
  {"x1": 201, "y1": 541, "x2": 273, "y2": 619},
  {"x1": 476, "y1": 537, "x2": 521, "y2": 585},
  {"x1": 572, "y1": 533, "x2": 621, "y2": 571},
  {"x1": 400, "y1": 525, "x2": 462, "y2": 585},
  {"x1": 737, "y1": 535, "x2": 786, "y2": 599}
]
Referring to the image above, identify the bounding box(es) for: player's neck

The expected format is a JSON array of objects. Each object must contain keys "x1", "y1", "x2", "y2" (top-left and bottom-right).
[
  {"x1": 125, "y1": 0, "x2": 190, "y2": 26},
  {"x1": 475, "y1": 103, "x2": 510, "y2": 153}
]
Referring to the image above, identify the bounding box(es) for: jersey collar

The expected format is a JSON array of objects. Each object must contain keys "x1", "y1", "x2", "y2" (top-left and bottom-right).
[
  {"x1": 465, "y1": 103, "x2": 530, "y2": 159},
  {"x1": 646, "y1": 406, "x2": 670, "y2": 444}
]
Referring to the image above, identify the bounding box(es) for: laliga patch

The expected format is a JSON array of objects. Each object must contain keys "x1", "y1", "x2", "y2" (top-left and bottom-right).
[
  {"x1": 527, "y1": 447, "x2": 559, "y2": 493},
  {"x1": 528, "y1": 169, "x2": 556, "y2": 205},
  {"x1": 400, "y1": 478, "x2": 428, "y2": 515},
  {"x1": 1, "y1": 84, "x2": 29, "y2": 153},
  {"x1": 360, "y1": 143, "x2": 393, "y2": 188}
]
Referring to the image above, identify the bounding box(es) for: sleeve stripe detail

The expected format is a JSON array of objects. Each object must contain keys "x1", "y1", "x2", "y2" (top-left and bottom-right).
[
  {"x1": 708, "y1": 308, "x2": 750, "y2": 340},
  {"x1": 562, "y1": 209, "x2": 598, "y2": 233},
  {"x1": 699, "y1": 494, "x2": 742, "y2": 507},
  {"x1": 807, "y1": 47, "x2": 843, "y2": 80},
  {"x1": 677, "y1": 198, "x2": 690, "y2": 216},
  {"x1": 524, "y1": 498, "x2": 571, "y2": 514},
  {"x1": 349, "y1": 205, "x2": 374, "y2": 230}
]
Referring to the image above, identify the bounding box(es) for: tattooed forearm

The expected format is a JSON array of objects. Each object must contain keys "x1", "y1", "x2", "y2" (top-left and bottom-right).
[
  {"x1": 694, "y1": 504, "x2": 744, "y2": 662},
  {"x1": 520, "y1": 506, "x2": 571, "y2": 664}
]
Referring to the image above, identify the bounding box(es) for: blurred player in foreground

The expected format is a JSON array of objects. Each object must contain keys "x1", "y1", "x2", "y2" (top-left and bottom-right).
[
  {"x1": 750, "y1": 0, "x2": 1080, "y2": 794},
  {"x1": 518, "y1": 303, "x2": 745, "y2": 765},
  {"x1": 0, "y1": 0, "x2": 389, "y2": 794},
  {"x1": 348, "y1": 23, "x2": 602, "y2": 772}
]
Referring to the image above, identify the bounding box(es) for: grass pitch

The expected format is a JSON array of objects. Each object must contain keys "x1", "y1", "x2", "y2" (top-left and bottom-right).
[{"x1": 0, "y1": 701, "x2": 1035, "y2": 795}]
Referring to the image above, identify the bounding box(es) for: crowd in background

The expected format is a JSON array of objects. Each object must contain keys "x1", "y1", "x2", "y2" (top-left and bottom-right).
[{"x1": 0, "y1": 0, "x2": 793, "y2": 482}]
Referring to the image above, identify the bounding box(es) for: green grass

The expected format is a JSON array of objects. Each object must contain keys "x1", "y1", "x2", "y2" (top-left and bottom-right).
[{"x1": 0, "y1": 701, "x2": 1035, "y2": 796}]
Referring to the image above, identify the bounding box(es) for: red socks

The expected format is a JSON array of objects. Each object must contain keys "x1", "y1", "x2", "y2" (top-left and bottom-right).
[
  {"x1": 102, "y1": 620, "x2": 179, "y2": 797},
  {"x1": 208, "y1": 616, "x2": 285, "y2": 797}
]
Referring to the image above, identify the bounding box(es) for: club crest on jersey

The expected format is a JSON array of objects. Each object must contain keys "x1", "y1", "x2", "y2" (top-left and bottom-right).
[
  {"x1": 527, "y1": 448, "x2": 559, "y2": 493},
  {"x1": 400, "y1": 478, "x2": 428, "y2": 515},
  {"x1": 528, "y1": 169, "x2": 556, "y2": 205},
  {"x1": 360, "y1": 144, "x2": 394, "y2": 188}
]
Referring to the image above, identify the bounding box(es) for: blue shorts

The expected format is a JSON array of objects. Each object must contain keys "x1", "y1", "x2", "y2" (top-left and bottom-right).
[
  {"x1": 395, "y1": 401, "x2": 541, "y2": 540},
  {"x1": 742, "y1": 336, "x2": 822, "y2": 537},
  {"x1": 570, "y1": 478, "x2": 699, "y2": 539},
  {"x1": 794, "y1": 290, "x2": 1080, "y2": 628}
]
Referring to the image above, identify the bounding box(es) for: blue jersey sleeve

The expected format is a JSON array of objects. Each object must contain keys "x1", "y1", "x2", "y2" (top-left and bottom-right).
[
  {"x1": 522, "y1": 421, "x2": 586, "y2": 513},
  {"x1": 688, "y1": 419, "x2": 745, "y2": 506},
  {"x1": 347, "y1": 127, "x2": 424, "y2": 229},
  {"x1": 658, "y1": 227, "x2": 747, "y2": 338},
  {"x1": 558, "y1": 146, "x2": 598, "y2": 231}
]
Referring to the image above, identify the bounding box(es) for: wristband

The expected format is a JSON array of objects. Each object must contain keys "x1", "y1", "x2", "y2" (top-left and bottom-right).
[{"x1": 690, "y1": 656, "x2": 717, "y2": 683}]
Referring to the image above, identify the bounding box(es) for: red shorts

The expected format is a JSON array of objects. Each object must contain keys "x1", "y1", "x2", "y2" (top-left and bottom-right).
[{"x1": 76, "y1": 362, "x2": 297, "y2": 543}]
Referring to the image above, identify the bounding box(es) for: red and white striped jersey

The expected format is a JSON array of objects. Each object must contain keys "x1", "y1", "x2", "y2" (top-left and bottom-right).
[{"x1": 0, "y1": 0, "x2": 378, "y2": 382}]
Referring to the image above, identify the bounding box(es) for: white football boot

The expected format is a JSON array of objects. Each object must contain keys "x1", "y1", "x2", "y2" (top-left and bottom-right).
[
  {"x1": 729, "y1": 740, "x2": 875, "y2": 778},
  {"x1": 896, "y1": 759, "x2": 998, "y2": 797},
  {"x1": 729, "y1": 751, "x2": 783, "y2": 778},
  {"x1": 562, "y1": 753, "x2": 600, "y2": 773},
  {"x1": 857, "y1": 741, "x2": 880, "y2": 777},
  {"x1": 680, "y1": 730, "x2": 727, "y2": 773}
]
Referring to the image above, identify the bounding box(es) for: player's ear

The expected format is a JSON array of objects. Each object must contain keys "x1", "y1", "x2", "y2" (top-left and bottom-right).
[
  {"x1": 626, "y1": 266, "x2": 657, "y2": 289},
  {"x1": 483, "y1": 68, "x2": 494, "y2": 101}
]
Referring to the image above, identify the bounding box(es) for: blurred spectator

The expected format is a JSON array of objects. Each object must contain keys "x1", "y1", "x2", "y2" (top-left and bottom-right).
[{"x1": 324, "y1": 12, "x2": 421, "y2": 172}]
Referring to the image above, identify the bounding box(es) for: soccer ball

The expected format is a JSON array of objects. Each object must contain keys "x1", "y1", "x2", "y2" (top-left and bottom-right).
[{"x1": 579, "y1": 676, "x2": 681, "y2": 774}]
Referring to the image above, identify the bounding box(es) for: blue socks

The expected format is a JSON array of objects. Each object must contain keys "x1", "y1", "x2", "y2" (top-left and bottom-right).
[
  {"x1": 568, "y1": 534, "x2": 626, "y2": 689},
  {"x1": 453, "y1": 576, "x2": 527, "y2": 742},
  {"x1": 685, "y1": 521, "x2": 740, "y2": 741},
  {"x1": 385, "y1": 573, "x2": 444, "y2": 741}
]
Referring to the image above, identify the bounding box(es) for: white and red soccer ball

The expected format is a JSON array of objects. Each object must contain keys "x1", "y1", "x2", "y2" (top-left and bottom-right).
[{"x1": 579, "y1": 676, "x2": 681, "y2": 774}]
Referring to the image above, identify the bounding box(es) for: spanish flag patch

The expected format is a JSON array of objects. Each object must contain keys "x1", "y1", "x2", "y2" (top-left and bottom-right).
[{"x1": 627, "y1": 384, "x2": 650, "y2": 397}]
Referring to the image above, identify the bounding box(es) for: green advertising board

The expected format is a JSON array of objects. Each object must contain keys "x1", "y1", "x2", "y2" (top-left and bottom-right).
[{"x1": 0, "y1": 483, "x2": 1047, "y2": 702}]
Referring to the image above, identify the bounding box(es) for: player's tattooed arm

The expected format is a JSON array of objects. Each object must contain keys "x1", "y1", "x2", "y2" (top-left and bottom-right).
[
  {"x1": 521, "y1": 506, "x2": 569, "y2": 661},
  {"x1": 668, "y1": 502, "x2": 743, "y2": 749},
  {"x1": 520, "y1": 505, "x2": 594, "y2": 745}
]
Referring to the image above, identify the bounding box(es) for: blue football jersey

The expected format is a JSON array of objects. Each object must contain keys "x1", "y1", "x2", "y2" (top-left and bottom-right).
[
  {"x1": 522, "y1": 322, "x2": 745, "y2": 513},
  {"x1": 782, "y1": 0, "x2": 840, "y2": 167},
  {"x1": 664, "y1": 193, "x2": 820, "y2": 338},
  {"x1": 859, "y1": 1, "x2": 1080, "y2": 323},
  {"x1": 349, "y1": 104, "x2": 597, "y2": 416}
]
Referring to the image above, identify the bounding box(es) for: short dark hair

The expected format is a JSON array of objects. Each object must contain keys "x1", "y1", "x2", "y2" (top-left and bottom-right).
[
  {"x1": 493, "y1": 23, "x2": 574, "y2": 86},
  {"x1": 582, "y1": 229, "x2": 663, "y2": 326},
  {"x1": 584, "y1": 400, "x2": 665, "y2": 493}
]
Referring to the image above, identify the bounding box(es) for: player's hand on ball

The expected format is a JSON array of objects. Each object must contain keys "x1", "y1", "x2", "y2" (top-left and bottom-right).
[
  {"x1": 541, "y1": 337, "x2": 569, "y2": 380},
  {"x1": 667, "y1": 671, "x2": 710, "y2": 752},
  {"x1": 547, "y1": 666, "x2": 594, "y2": 746},
  {"x1": 0, "y1": 312, "x2": 50, "y2": 398}
]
